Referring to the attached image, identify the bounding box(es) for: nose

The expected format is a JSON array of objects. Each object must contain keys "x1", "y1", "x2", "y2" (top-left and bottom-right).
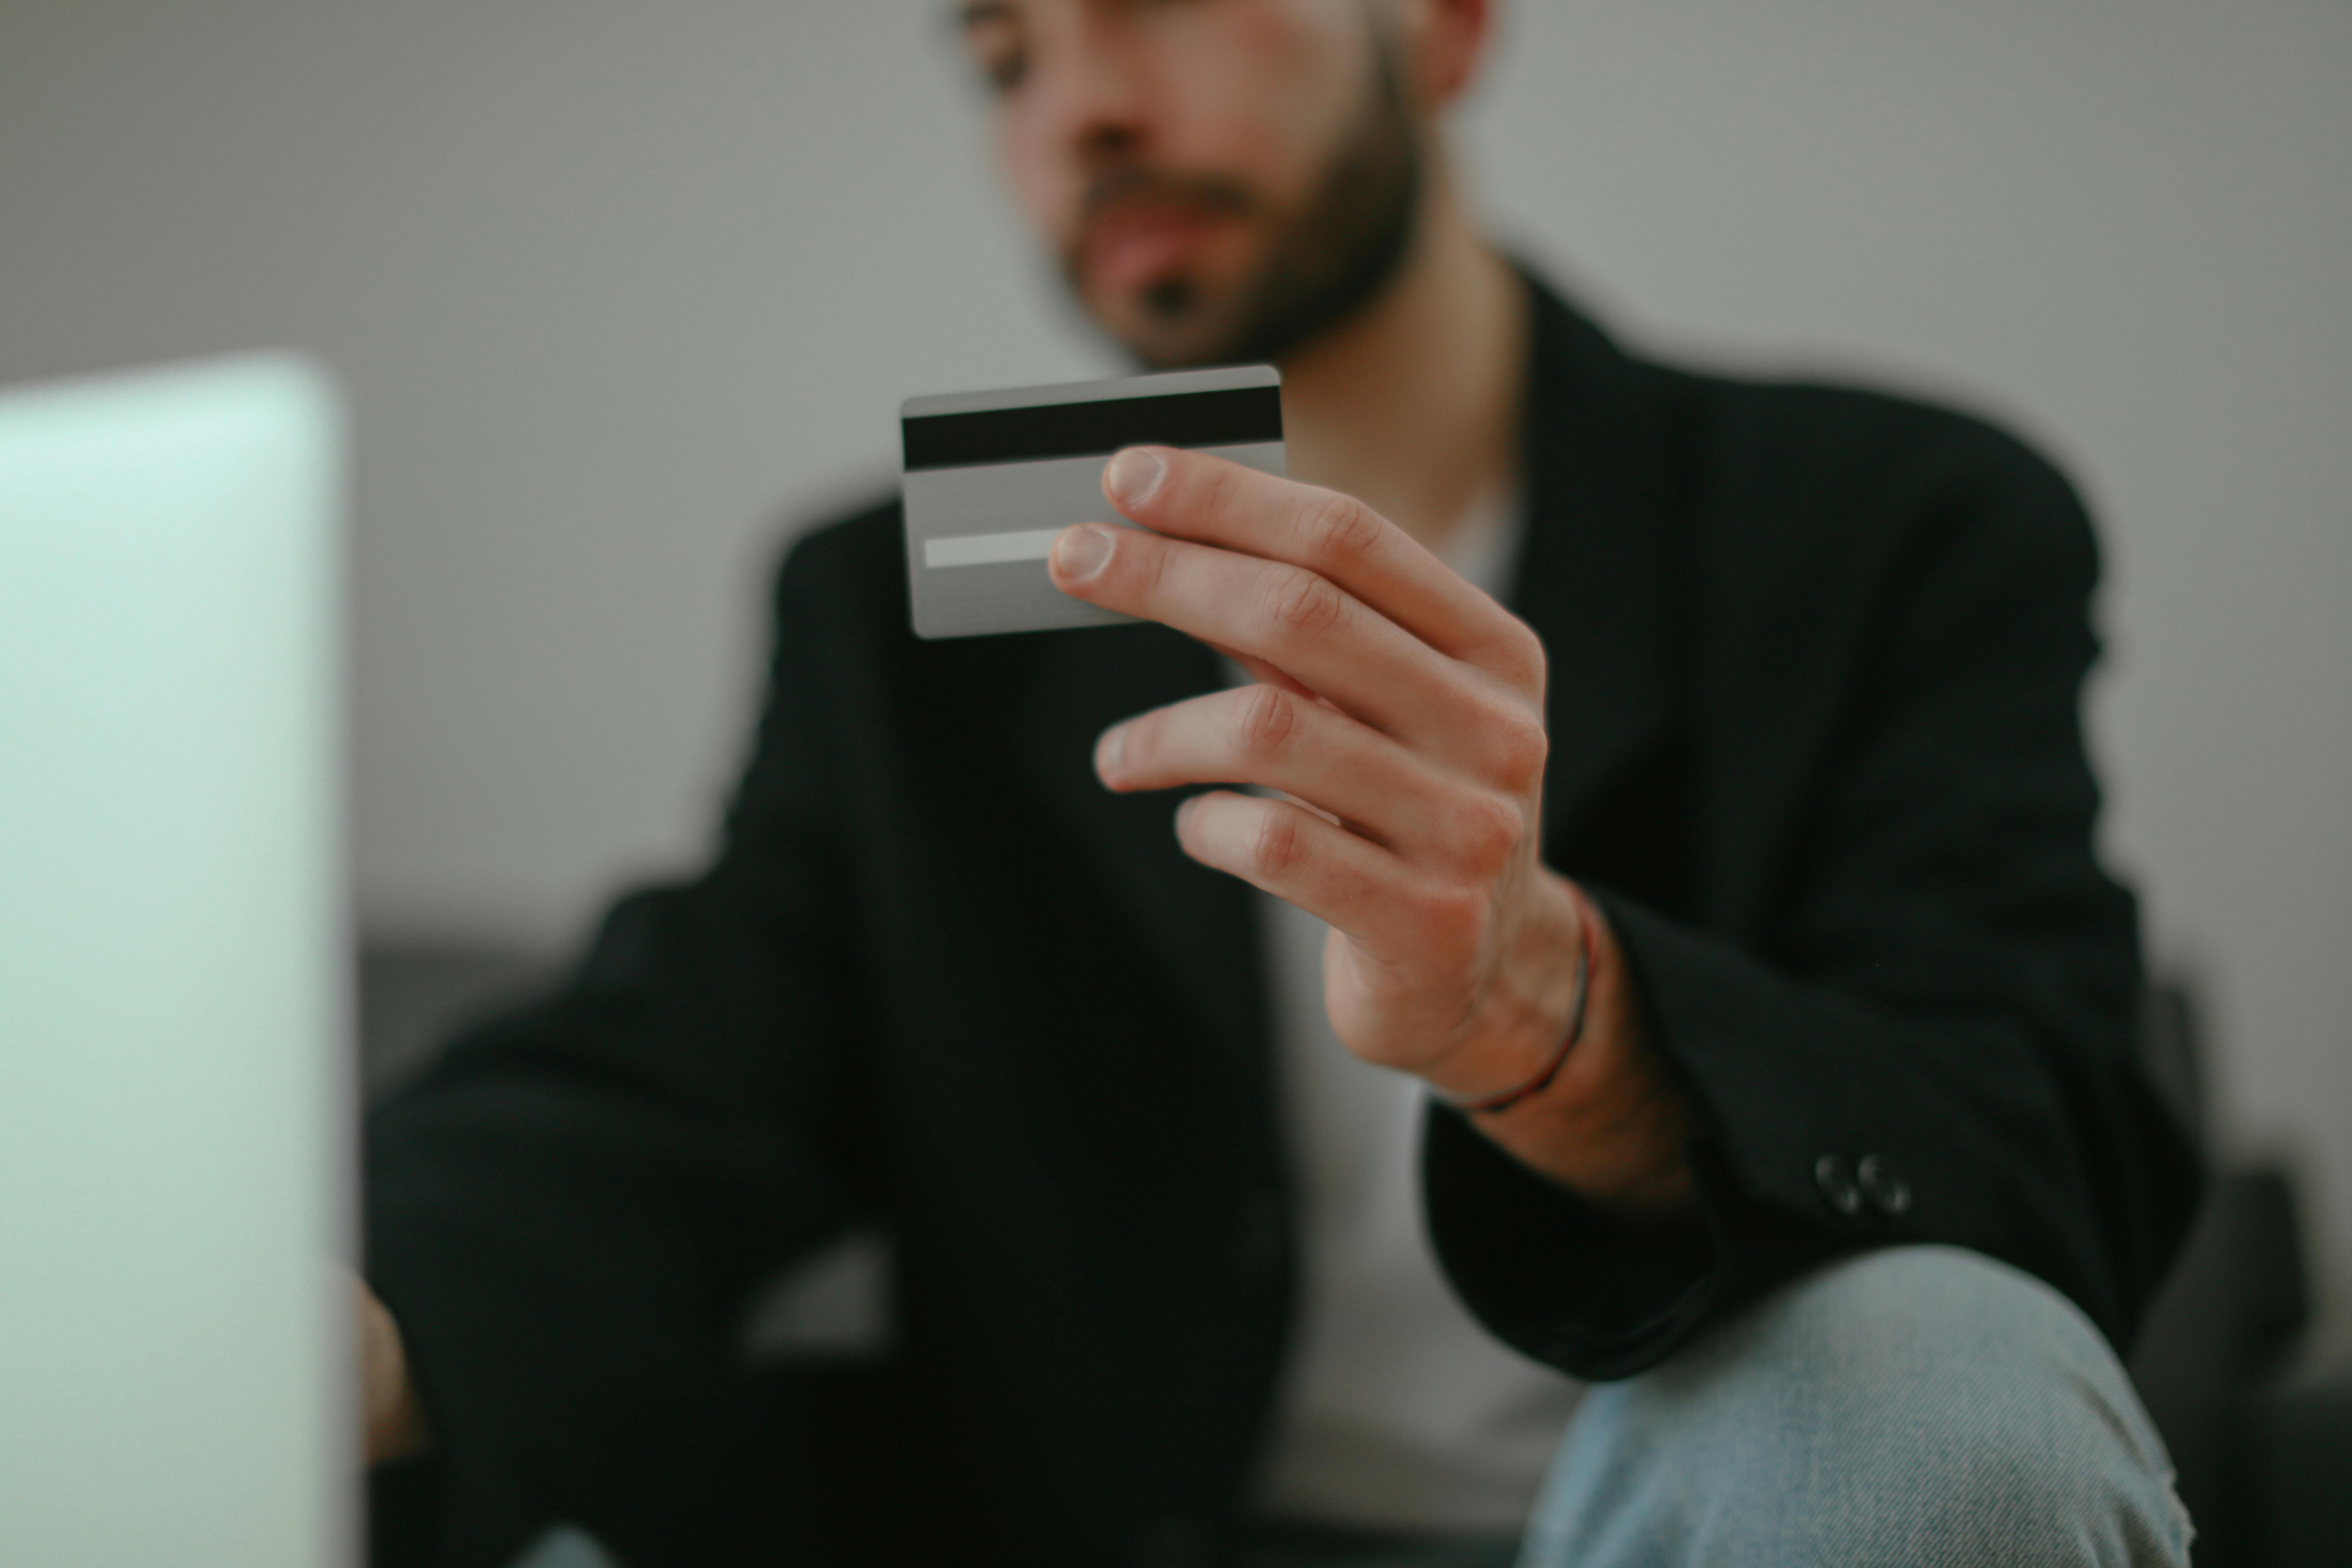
[{"x1": 1025, "y1": 11, "x2": 1157, "y2": 170}]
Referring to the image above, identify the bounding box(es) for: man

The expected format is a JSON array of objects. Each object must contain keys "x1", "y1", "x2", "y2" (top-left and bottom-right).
[{"x1": 361, "y1": 1, "x2": 2203, "y2": 1563}]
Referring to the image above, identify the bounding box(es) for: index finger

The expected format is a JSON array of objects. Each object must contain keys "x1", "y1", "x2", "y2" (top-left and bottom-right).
[{"x1": 1100, "y1": 446, "x2": 1541, "y2": 680}]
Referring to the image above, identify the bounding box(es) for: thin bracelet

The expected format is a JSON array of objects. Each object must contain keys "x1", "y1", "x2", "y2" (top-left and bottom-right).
[{"x1": 1447, "y1": 883, "x2": 1601, "y2": 1116}]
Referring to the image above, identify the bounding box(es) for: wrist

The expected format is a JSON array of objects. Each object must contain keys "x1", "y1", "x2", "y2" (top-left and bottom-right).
[
  {"x1": 1444, "y1": 880, "x2": 1701, "y2": 1219},
  {"x1": 1419, "y1": 870, "x2": 1594, "y2": 1106},
  {"x1": 1434, "y1": 877, "x2": 1600, "y2": 1114}
]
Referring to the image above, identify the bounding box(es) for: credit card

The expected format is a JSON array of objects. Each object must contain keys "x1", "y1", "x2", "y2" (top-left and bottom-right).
[{"x1": 901, "y1": 363, "x2": 1284, "y2": 639}]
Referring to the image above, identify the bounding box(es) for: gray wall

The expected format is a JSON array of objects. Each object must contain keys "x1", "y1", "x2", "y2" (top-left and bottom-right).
[{"x1": 3, "y1": 2, "x2": 2346, "y2": 1361}]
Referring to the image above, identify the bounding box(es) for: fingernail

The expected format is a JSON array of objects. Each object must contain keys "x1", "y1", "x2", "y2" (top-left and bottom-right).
[
  {"x1": 1053, "y1": 524, "x2": 1114, "y2": 581},
  {"x1": 1106, "y1": 448, "x2": 1166, "y2": 510},
  {"x1": 1095, "y1": 723, "x2": 1126, "y2": 779}
]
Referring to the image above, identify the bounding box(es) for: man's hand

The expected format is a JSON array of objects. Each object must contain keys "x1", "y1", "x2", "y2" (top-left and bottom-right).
[
  {"x1": 1050, "y1": 447, "x2": 1696, "y2": 1217},
  {"x1": 354, "y1": 1272, "x2": 431, "y2": 1465}
]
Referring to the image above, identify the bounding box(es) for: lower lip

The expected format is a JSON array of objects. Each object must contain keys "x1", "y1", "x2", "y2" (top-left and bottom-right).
[{"x1": 1083, "y1": 205, "x2": 1231, "y2": 294}]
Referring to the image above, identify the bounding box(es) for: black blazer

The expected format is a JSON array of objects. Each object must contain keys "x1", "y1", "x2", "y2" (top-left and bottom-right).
[{"x1": 365, "y1": 285, "x2": 2200, "y2": 1566}]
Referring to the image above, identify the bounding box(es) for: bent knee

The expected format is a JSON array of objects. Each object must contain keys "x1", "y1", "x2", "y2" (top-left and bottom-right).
[
  {"x1": 1670, "y1": 1247, "x2": 2144, "y2": 1426},
  {"x1": 1533, "y1": 1247, "x2": 2191, "y2": 1566}
]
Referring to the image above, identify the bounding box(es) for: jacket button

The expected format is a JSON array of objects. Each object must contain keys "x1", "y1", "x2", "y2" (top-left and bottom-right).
[
  {"x1": 1814, "y1": 1154, "x2": 1864, "y2": 1217},
  {"x1": 1857, "y1": 1154, "x2": 1912, "y2": 1217}
]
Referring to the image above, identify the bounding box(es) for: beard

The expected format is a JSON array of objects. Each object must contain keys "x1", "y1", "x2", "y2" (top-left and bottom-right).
[{"x1": 1060, "y1": 45, "x2": 1424, "y2": 371}]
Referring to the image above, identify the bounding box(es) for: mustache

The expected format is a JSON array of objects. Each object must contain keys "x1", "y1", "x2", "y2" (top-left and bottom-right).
[{"x1": 1077, "y1": 166, "x2": 1258, "y2": 225}]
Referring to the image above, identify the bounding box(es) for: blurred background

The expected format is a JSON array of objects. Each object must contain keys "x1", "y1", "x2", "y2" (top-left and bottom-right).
[{"x1": 2, "y1": 0, "x2": 2346, "y2": 1512}]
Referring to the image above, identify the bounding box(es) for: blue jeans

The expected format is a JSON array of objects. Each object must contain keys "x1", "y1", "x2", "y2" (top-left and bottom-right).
[
  {"x1": 1518, "y1": 1245, "x2": 2191, "y2": 1567},
  {"x1": 1247, "y1": 1246, "x2": 2189, "y2": 1568}
]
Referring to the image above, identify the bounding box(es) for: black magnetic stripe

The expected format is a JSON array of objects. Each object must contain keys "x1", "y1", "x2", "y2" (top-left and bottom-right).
[{"x1": 902, "y1": 385, "x2": 1282, "y2": 471}]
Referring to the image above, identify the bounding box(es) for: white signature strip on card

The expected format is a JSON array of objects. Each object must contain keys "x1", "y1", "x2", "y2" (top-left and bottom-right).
[{"x1": 922, "y1": 527, "x2": 1069, "y2": 569}]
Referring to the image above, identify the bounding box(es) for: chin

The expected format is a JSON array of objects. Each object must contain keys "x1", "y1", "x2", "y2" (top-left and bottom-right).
[
  {"x1": 1095, "y1": 284, "x2": 1254, "y2": 370},
  {"x1": 1113, "y1": 320, "x2": 1236, "y2": 372}
]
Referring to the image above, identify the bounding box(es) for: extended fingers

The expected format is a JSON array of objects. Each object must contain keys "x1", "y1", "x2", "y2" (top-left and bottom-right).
[
  {"x1": 1054, "y1": 517, "x2": 1548, "y2": 784},
  {"x1": 1050, "y1": 519, "x2": 1457, "y2": 738},
  {"x1": 1174, "y1": 790, "x2": 1436, "y2": 951},
  {"x1": 1101, "y1": 446, "x2": 1544, "y2": 684},
  {"x1": 1101, "y1": 684, "x2": 1495, "y2": 858}
]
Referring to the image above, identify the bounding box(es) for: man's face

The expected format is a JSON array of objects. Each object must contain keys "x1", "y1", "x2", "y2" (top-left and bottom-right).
[{"x1": 959, "y1": 0, "x2": 1425, "y2": 369}]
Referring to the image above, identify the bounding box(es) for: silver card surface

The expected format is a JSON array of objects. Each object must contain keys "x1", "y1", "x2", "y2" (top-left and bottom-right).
[{"x1": 901, "y1": 364, "x2": 1285, "y2": 639}]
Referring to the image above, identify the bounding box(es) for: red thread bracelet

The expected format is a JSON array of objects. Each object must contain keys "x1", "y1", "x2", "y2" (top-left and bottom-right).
[{"x1": 1447, "y1": 883, "x2": 1601, "y2": 1116}]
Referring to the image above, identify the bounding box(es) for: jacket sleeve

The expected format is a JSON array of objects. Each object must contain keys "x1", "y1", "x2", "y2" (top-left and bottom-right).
[
  {"x1": 363, "y1": 534, "x2": 869, "y2": 1566},
  {"x1": 1426, "y1": 419, "x2": 2203, "y2": 1381}
]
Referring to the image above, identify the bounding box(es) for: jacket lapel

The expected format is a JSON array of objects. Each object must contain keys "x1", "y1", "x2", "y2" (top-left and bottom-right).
[{"x1": 1508, "y1": 287, "x2": 1684, "y2": 863}]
